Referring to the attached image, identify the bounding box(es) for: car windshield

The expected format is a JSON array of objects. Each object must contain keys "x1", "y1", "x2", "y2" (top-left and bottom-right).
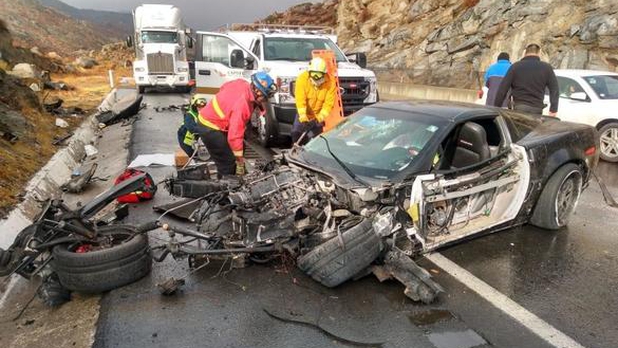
[
  {"x1": 263, "y1": 37, "x2": 347, "y2": 62},
  {"x1": 302, "y1": 111, "x2": 440, "y2": 180},
  {"x1": 141, "y1": 31, "x2": 178, "y2": 44},
  {"x1": 582, "y1": 75, "x2": 618, "y2": 100}
]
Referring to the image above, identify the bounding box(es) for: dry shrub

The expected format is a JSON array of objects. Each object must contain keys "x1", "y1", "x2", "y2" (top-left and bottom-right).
[{"x1": 359, "y1": 8, "x2": 370, "y2": 22}]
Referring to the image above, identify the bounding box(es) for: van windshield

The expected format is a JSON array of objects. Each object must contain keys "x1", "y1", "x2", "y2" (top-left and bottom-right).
[
  {"x1": 141, "y1": 31, "x2": 178, "y2": 44},
  {"x1": 263, "y1": 37, "x2": 346, "y2": 62}
]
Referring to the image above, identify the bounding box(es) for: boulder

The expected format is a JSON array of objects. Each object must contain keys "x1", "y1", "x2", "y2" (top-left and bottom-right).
[
  {"x1": 30, "y1": 46, "x2": 42, "y2": 55},
  {"x1": 0, "y1": 103, "x2": 28, "y2": 139},
  {"x1": 74, "y1": 57, "x2": 97, "y2": 69},
  {"x1": 7, "y1": 63, "x2": 40, "y2": 79}
]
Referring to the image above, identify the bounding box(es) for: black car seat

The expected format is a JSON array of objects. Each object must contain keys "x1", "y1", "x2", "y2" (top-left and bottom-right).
[{"x1": 451, "y1": 122, "x2": 491, "y2": 169}]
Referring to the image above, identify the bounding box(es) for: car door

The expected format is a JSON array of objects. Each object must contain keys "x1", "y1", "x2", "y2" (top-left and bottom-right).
[
  {"x1": 194, "y1": 32, "x2": 258, "y2": 100},
  {"x1": 548, "y1": 76, "x2": 597, "y2": 126},
  {"x1": 407, "y1": 116, "x2": 530, "y2": 251}
]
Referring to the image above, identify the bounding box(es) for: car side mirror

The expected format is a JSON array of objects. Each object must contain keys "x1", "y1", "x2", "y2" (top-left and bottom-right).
[
  {"x1": 126, "y1": 35, "x2": 133, "y2": 48},
  {"x1": 570, "y1": 92, "x2": 589, "y2": 102},
  {"x1": 347, "y1": 52, "x2": 367, "y2": 69},
  {"x1": 244, "y1": 56, "x2": 255, "y2": 70},
  {"x1": 230, "y1": 49, "x2": 245, "y2": 69}
]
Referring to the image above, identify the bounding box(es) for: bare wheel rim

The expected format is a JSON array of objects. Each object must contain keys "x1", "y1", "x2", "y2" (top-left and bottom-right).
[
  {"x1": 258, "y1": 116, "x2": 267, "y2": 142},
  {"x1": 600, "y1": 127, "x2": 618, "y2": 159},
  {"x1": 555, "y1": 171, "x2": 582, "y2": 226}
]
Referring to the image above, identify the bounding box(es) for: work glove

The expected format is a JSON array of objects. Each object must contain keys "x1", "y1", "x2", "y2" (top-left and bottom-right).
[
  {"x1": 235, "y1": 157, "x2": 246, "y2": 176},
  {"x1": 298, "y1": 113, "x2": 309, "y2": 123},
  {"x1": 316, "y1": 112, "x2": 327, "y2": 124}
]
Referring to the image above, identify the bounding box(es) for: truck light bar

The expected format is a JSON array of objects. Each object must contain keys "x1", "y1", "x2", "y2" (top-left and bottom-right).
[{"x1": 215, "y1": 23, "x2": 335, "y2": 35}]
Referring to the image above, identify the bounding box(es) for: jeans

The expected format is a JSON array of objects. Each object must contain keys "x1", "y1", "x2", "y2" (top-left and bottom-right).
[{"x1": 513, "y1": 103, "x2": 544, "y2": 115}]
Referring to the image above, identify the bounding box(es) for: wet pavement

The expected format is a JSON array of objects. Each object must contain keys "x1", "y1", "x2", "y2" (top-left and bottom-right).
[{"x1": 92, "y1": 92, "x2": 618, "y2": 348}]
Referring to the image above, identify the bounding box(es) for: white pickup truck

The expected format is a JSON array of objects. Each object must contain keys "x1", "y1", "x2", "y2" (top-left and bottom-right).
[{"x1": 193, "y1": 24, "x2": 379, "y2": 146}]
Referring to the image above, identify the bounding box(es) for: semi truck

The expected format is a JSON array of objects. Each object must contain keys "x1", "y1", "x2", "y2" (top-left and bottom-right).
[
  {"x1": 193, "y1": 24, "x2": 379, "y2": 146},
  {"x1": 127, "y1": 4, "x2": 192, "y2": 93}
]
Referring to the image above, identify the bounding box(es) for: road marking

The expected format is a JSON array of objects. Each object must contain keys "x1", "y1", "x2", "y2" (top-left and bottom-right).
[{"x1": 426, "y1": 253, "x2": 586, "y2": 348}]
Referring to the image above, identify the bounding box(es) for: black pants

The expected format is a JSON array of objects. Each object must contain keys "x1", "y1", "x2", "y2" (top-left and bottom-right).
[
  {"x1": 513, "y1": 103, "x2": 544, "y2": 115},
  {"x1": 196, "y1": 126, "x2": 236, "y2": 176},
  {"x1": 177, "y1": 125, "x2": 196, "y2": 157}
]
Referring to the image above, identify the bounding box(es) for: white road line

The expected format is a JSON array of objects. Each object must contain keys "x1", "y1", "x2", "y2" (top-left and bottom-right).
[{"x1": 426, "y1": 253, "x2": 586, "y2": 348}]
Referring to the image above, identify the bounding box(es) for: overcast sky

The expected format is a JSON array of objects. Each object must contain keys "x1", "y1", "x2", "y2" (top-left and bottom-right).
[{"x1": 61, "y1": 0, "x2": 319, "y2": 30}]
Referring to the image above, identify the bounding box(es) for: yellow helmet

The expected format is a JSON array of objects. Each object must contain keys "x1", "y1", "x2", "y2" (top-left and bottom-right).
[
  {"x1": 190, "y1": 94, "x2": 207, "y2": 109},
  {"x1": 308, "y1": 57, "x2": 327, "y2": 74}
]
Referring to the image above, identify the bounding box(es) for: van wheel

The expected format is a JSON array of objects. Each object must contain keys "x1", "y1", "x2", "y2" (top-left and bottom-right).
[
  {"x1": 598, "y1": 122, "x2": 618, "y2": 162},
  {"x1": 530, "y1": 163, "x2": 583, "y2": 230},
  {"x1": 256, "y1": 103, "x2": 279, "y2": 147}
]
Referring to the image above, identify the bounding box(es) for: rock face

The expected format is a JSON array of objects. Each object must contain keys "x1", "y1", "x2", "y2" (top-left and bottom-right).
[{"x1": 281, "y1": 0, "x2": 618, "y2": 88}]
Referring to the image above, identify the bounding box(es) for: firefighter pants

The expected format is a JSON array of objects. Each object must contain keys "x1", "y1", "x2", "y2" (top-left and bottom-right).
[
  {"x1": 291, "y1": 115, "x2": 323, "y2": 146},
  {"x1": 196, "y1": 126, "x2": 236, "y2": 177}
]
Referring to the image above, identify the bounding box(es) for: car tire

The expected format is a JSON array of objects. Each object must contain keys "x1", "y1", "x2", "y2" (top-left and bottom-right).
[
  {"x1": 256, "y1": 103, "x2": 279, "y2": 148},
  {"x1": 51, "y1": 226, "x2": 151, "y2": 293},
  {"x1": 530, "y1": 163, "x2": 583, "y2": 230},
  {"x1": 598, "y1": 122, "x2": 618, "y2": 162},
  {"x1": 297, "y1": 219, "x2": 383, "y2": 288}
]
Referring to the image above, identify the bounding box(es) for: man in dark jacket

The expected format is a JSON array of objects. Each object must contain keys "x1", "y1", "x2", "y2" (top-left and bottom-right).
[
  {"x1": 484, "y1": 52, "x2": 511, "y2": 107},
  {"x1": 494, "y1": 44, "x2": 559, "y2": 116}
]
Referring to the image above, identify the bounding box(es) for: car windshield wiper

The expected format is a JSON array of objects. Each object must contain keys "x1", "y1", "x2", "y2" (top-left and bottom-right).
[{"x1": 318, "y1": 135, "x2": 370, "y2": 187}]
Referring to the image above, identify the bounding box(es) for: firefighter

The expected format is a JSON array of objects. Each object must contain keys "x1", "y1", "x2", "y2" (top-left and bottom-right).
[
  {"x1": 195, "y1": 71, "x2": 276, "y2": 176},
  {"x1": 291, "y1": 57, "x2": 338, "y2": 145},
  {"x1": 177, "y1": 94, "x2": 207, "y2": 157}
]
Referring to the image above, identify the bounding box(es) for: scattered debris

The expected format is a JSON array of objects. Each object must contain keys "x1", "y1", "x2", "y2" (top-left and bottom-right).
[
  {"x1": 84, "y1": 144, "x2": 98, "y2": 157},
  {"x1": 128, "y1": 154, "x2": 175, "y2": 168},
  {"x1": 157, "y1": 278, "x2": 185, "y2": 296},
  {"x1": 55, "y1": 118, "x2": 69, "y2": 128},
  {"x1": 44, "y1": 81, "x2": 73, "y2": 91},
  {"x1": 74, "y1": 57, "x2": 97, "y2": 69},
  {"x1": 154, "y1": 104, "x2": 185, "y2": 112},
  {"x1": 61, "y1": 163, "x2": 98, "y2": 193},
  {"x1": 96, "y1": 90, "x2": 143, "y2": 125},
  {"x1": 44, "y1": 99, "x2": 63, "y2": 113},
  {"x1": 52, "y1": 132, "x2": 73, "y2": 146},
  {"x1": 29, "y1": 83, "x2": 40, "y2": 92}
]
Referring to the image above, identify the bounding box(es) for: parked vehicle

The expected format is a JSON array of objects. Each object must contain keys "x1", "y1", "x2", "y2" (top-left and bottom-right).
[
  {"x1": 193, "y1": 24, "x2": 379, "y2": 146},
  {"x1": 0, "y1": 101, "x2": 599, "y2": 305},
  {"x1": 127, "y1": 4, "x2": 193, "y2": 93},
  {"x1": 477, "y1": 69, "x2": 618, "y2": 162}
]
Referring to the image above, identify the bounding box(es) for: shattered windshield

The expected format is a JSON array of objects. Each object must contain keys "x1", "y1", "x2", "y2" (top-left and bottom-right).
[
  {"x1": 263, "y1": 37, "x2": 346, "y2": 62},
  {"x1": 303, "y1": 111, "x2": 440, "y2": 180},
  {"x1": 140, "y1": 31, "x2": 178, "y2": 44},
  {"x1": 583, "y1": 75, "x2": 618, "y2": 100}
]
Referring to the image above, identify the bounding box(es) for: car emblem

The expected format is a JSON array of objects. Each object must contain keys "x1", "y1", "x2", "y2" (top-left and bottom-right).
[{"x1": 339, "y1": 87, "x2": 346, "y2": 95}]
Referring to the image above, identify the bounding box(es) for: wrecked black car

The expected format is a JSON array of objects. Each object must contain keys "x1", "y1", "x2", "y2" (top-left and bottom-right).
[{"x1": 0, "y1": 100, "x2": 599, "y2": 305}]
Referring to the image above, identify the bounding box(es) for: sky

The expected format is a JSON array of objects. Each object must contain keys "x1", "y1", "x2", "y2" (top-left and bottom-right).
[{"x1": 61, "y1": 0, "x2": 320, "y2": 30}]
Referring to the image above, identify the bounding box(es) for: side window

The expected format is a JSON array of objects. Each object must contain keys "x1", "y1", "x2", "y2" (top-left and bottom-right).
[
  {"x1": 557, "y1": 76, "x2": 586, "y2": 99},
  {"x1": 201, "y1": 35, "x2": 244, "y2": 67},
  {"x1": 252, "y1": 39, "x2": 261, "y2": 59}
]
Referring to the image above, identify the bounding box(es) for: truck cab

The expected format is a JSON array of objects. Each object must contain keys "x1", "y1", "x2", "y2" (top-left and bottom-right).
[{"x1": 194, "y1": 25, "x2": 379, "y2": 146}]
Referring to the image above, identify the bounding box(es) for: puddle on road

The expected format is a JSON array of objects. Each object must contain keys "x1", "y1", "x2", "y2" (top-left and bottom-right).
[
  {"x1": 409, "y1": 309, "x2": 454, "y2": 326},
  {"x1": 427, "y1": 329, "x2": 488, "y2": 348}
]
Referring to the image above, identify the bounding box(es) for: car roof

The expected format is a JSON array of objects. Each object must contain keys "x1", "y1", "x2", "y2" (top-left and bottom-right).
[
  {"x1": 555, "y1": 69, "x2": 618, "y2": 78},
  {"x1": 367, "y1": 100, "x2": 498, "y2": 122}
]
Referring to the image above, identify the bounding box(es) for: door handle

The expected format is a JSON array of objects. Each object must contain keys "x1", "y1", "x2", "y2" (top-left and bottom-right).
[{"x1": 198, "y1": 70, "x2": 211, "y2": 76}]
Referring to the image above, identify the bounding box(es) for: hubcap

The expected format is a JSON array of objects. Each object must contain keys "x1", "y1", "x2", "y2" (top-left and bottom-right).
[
  {"x1": 555, "y1": 172, "x2": 581, "y2": 226},
  {"x1": 600, "y1": 127, "x2": 618, "y2": 159}
]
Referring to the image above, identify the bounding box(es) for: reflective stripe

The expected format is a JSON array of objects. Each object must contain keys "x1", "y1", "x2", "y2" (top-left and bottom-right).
[
  {"x1": 233, "y1": 150, "x2": 243, "y2": 157},
  {"x1": 198, "y1": 113, "x2": 221, "y2": 130},
  {"x1": 212, "y1": 97, "x2": 225, "y2": 119},
  {"x1": 298, "y1": 107, "x2": 307, "y2": 114},
  {"x1": 183, "y1": 131, "x2": 195, "y2": 146},
  {"x1": 188, "y1": 109, "x2": 199, "y2": 122}
]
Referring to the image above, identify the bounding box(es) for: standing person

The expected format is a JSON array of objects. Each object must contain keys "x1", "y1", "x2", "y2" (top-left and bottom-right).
[
  {"x1": 177, "y1": 94, "x2": 207, "y2": 157},
  {"x1": 291, "y1": 57, "x2": 338, "y2": 145},
  {"x1": 484, "y1": 52, "x2": 511, "y2": 107},
  {"x1": 494, "y1": 44, "x2": 559, "y2": 116},
  {"x1": 195, "y1": 72, "x2": 276, "y2": 176}
]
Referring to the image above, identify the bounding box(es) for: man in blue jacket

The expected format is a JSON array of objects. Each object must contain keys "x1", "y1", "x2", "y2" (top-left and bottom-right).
[{"x1": 484, "y1": 52, "x2": 511, "y2": 107}]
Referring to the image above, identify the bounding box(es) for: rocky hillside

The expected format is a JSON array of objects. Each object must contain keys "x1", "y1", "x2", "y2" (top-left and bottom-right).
[
  {"x1": 263, "y1": 0, "x2": 618, "y2": 88},
  {"x1": 0, "y1": 0, "x2": 123, "y2": 56},
  {"x1": 39, "y1": 0, "x2": 132, "y2": 41}
]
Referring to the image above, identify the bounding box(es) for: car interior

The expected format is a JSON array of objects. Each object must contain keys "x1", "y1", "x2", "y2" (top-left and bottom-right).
[{"x1": 437, "y1": 118, "x2": 502, "y2": 170}]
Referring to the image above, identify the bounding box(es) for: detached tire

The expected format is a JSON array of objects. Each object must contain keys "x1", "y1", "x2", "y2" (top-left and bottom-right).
[
  {"x1": 52, "y1": 225, "x2": 151, "y2": 293},
  {"x1": 530, "y1": 163, "x2": 583, "y2": 230},
  {"x1": 297, "y1": 219, "x2": 382, "y2": 288}
]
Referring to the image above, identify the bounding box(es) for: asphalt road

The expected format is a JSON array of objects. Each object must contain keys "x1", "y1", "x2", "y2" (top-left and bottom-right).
[{"x1": 93, "y1": 92, "x2": 618, "y2": 348}]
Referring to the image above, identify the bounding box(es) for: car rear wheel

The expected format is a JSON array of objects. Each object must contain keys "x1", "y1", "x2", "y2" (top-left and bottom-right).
[
  {"x1": 530, "y1": 163, "x2": 583, "y2": 230},
  {"x1": 598, "y1": 122, "x2": 618, "y2": 162}
]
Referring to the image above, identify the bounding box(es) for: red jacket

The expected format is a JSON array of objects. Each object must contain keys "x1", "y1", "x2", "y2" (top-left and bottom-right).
[{"x1": 198, "y1": 79, "x2": 256, "y2": 157}]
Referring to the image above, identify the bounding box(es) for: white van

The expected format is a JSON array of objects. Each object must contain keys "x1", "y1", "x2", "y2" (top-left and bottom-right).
[{"x1": 193, "y1": 24, "x2": 379, "y2": 146}]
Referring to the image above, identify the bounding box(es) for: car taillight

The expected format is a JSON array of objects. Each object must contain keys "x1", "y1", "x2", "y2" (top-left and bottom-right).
[
  {"x1": 585, "y1": 146, "x2": 597, "y2": 156},
  {"x1": 477, "y1": 90, "x2": 484, "y2": 99}
]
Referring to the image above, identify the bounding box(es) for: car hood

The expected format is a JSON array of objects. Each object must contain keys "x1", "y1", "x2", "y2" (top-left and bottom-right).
[{"x1": 263, "y1": 61, "x2": 376, "y2": 79}]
